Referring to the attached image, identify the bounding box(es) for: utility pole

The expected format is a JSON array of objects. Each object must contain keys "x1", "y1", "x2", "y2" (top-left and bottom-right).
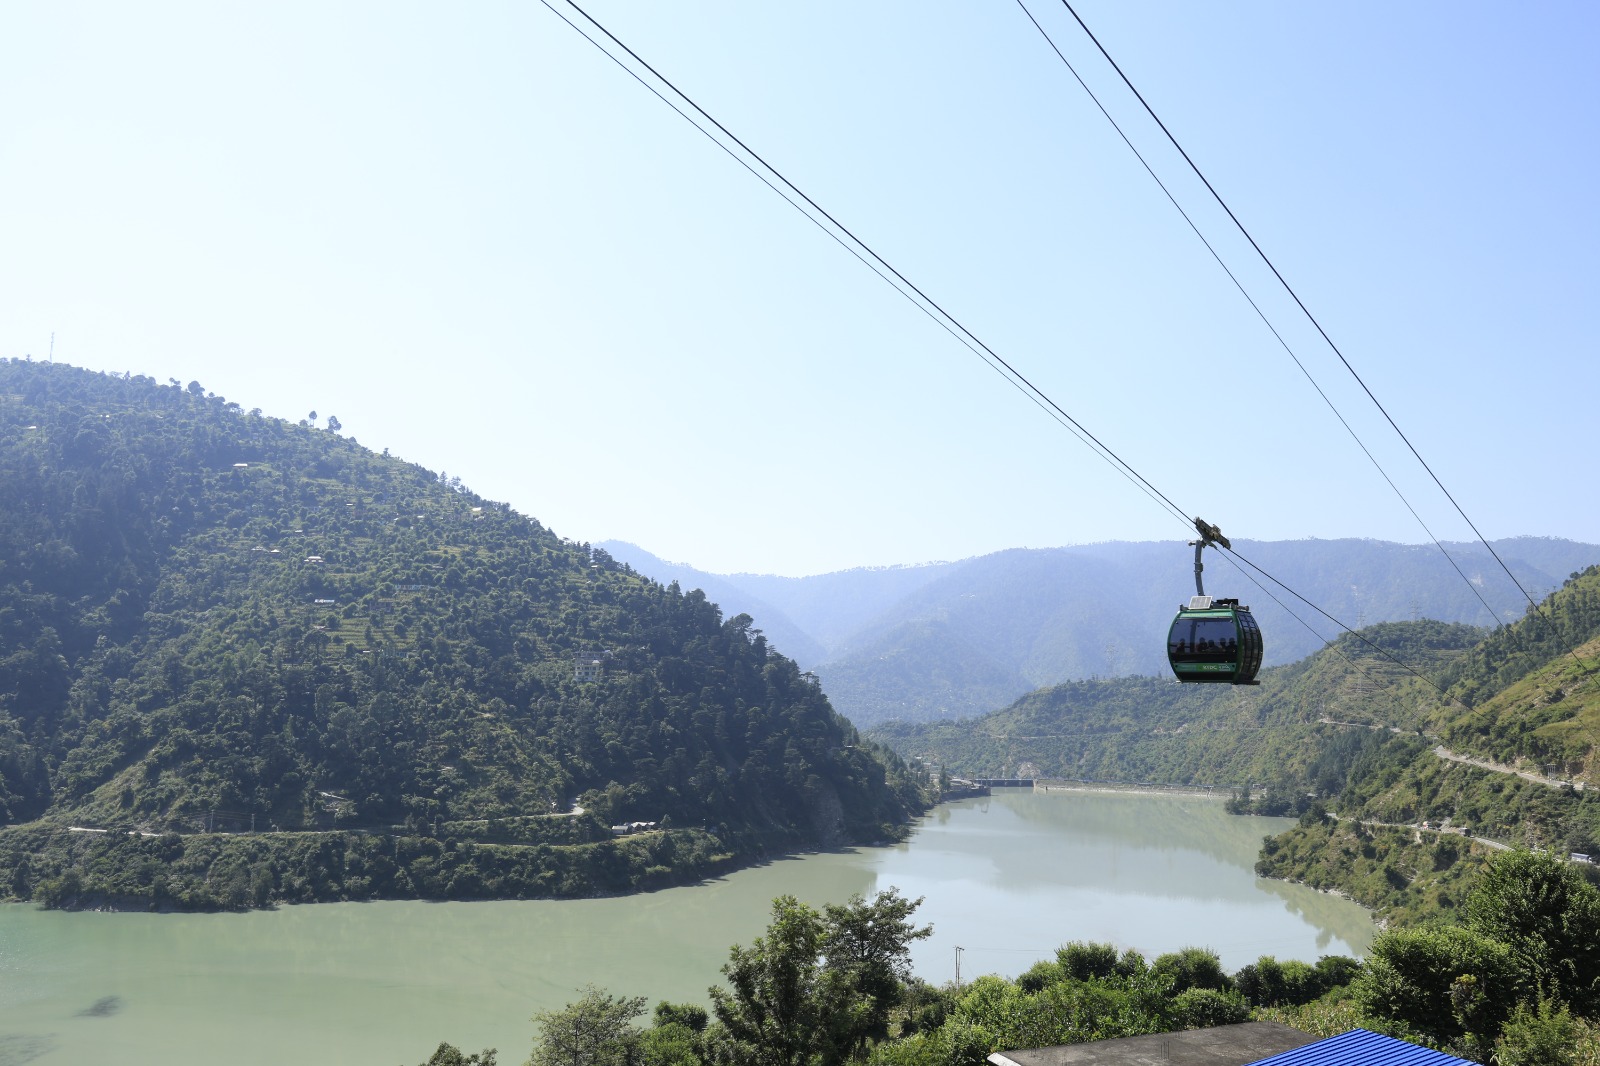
[{"x1": 954, "y1": 946, "x2": 964, "y2": 985}]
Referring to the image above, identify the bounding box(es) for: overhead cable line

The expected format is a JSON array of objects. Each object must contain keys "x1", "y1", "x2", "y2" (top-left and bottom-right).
[
  {"x1": 541, "y1": 1, "x2": 1507, "y2": 718},
  {"x1": 1047, "y1": 0, "x2": 1594, "y2": 679},
  {"x1": 533, "y1": 3, "x2": 1152, "y2": 513},
  {"x1": 544, "y1": 0, "x2": 1197, "y2": 532},
  {"x1": 1215, "y1": 546, "x2": 1491, "y2": 726},
  {"x1": 1203, "y1": 549, "x2": 1428, "y2": 719},
  {"x1": 1012, "y1": 0, "x2": 1523, "y2": 724},
  {"x1": 1012, "y1": 0, "x2": 1504, "y2": 631}
]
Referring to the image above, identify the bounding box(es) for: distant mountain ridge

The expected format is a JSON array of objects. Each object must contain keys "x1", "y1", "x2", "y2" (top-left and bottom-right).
[{"x1": 601, "y1": 537, "x2": 1600, "y2": 726}]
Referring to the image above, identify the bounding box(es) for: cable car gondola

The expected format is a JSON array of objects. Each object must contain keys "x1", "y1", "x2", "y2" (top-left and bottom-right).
[{"x1": 1166, "y1": 518, "x2": 1263, "y2": 685}]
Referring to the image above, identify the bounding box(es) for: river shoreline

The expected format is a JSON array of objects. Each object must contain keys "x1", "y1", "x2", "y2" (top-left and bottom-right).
[
  {"x1": 0, "y1": 790, "x2": 1371, "y2": 1066},
  {"x1": 1032, "y1": 781, "x2": 1229, "y2": 800}
]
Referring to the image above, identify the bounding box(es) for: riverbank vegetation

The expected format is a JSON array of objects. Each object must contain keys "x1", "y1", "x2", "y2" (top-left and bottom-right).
[
  {"x1": 7, "y1": 823, "x2": 737, "y2": 909},
  {"x1": 420, "y1": 852, "x2": 1600, "y2": 1066},
  {"x1": 1253, "y1": 809, "x2": 1493, "y2": 925},
  {"x1": 0, "y1": 360, "x2": 928, "y2": 909}
]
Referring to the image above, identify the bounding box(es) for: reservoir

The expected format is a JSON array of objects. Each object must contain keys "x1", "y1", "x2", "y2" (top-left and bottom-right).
[{"x1": 0, "y1": 790, "x2": 1372, "y2": 1066}]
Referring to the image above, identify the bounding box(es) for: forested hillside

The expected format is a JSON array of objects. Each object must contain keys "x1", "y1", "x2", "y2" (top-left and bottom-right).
[
  {"x1": 0, "y1": 360, "x2": 925, "y2": 908},
  {"x1": 1429, "y1": 566, "x2": 1600, "y2": 766},
  {"x1": 1236, "y1": 568, "x2": 1600, "y2": 921},
  {"x1": 871, "y1": 620, "x2": 1483, "y2": 798},
  {"x1": 1282, "y1": 566, "x2": 1600, "y2": 861}
]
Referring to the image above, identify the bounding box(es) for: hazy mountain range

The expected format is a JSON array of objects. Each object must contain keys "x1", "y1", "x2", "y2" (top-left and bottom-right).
[{"x1": 600, "y1": 537, "x2": 1600, "y2": 726}]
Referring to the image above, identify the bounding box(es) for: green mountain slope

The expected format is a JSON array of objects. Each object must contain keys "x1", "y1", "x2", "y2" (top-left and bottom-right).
[
  {"x1": 0, "y1": 361, "x2": 925, "y2": 908},
  {"x1": 871, "y1": 620, "x2": 1483, "y2": 793},
  {"x1": 1255, "y1": 570, "x2": 1600, "y2": 920},
  {"x1": 1429, "y1": 566, "x2": 1600, "y2": 769},
  {"x1": 1311, "y1": 567, "x2": 1600, "y2": 852}
]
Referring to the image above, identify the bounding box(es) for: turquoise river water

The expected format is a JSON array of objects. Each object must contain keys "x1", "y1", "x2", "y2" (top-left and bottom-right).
[{"x1": 0, "y1": 789, "x2": 1373, "y2": 1066}]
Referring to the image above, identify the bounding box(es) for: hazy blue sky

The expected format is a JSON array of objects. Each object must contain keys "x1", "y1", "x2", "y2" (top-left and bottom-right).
[{"x1": 4, "y1": 2, "x2": 1596, "y2": 576}]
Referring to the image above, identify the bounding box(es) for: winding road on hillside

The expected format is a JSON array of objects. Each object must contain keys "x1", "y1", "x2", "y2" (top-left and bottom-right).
[
  {"x1": 1316, "y1": 715, "x2": 1581, "y2": 791},
  {"x1": 1332, "y1": 814, "x2": 1512, "y2": 852},
  {"x1": 1430, "y1": 745, "x2": 1576, "y2": 789}
]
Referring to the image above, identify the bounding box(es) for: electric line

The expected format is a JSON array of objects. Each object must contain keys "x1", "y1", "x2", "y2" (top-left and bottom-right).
[
  {"x1": 1013, "y1": 0, "x2": 1516, "y2": 714},
  {"x1": 1215, "y1": 546, "x2": 1491, "y2": 727},
  {"x1": 1050, "y1": 0, "x2": 1594, "y2": 678},
  {"x1": 541, "y1": 1, "x2": 1549, "y2": 718},
  {"x1": 537, "y1": 0, "x2": 1186, "y2": 527},
  {"x1": 545, "y1": 0, "x2": 1196, "y2": 532},
  {"x1": 1012, "y1": 0, "x2": 1505, "y2": 632}
]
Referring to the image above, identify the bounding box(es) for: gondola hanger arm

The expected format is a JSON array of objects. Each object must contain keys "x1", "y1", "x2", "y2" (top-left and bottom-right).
[{"x1": 1189, "y1": 517, "x2": 1230, "y2": 598}]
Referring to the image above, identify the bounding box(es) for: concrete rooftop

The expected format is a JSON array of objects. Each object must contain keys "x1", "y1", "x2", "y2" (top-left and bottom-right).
[{"x1": 987, "y1": 1022, "x2": 1318, "y2": 1066}]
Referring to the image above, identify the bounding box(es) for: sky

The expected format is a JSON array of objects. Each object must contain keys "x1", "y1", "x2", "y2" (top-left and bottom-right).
[{"x1": 3, "y1": 2, "x2": 1597, "y2": 577}]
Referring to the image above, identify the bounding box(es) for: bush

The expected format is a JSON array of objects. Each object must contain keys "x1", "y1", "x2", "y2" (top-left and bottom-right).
[
  {"x1": 1055, "y1": 941, "x2": 1120, "y2": 982},
  {"x1": 1353, "y1": 925, "x2": 1518, "y2": 1051},
  {"x1": 652, "y1": 1002, "x2": 707, "y2": 1032},
  {"x1": 1172, "y1": 988, "x2": 1249, "y2": 1029},
  {"x1": 1152, "y1": 947, "x2": 1231, "y2": 994},
  {"x1": 1494, "y1": 999, "x2": 1580, "y2": 1066}
]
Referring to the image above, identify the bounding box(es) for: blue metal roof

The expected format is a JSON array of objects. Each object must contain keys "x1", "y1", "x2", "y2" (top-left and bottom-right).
[{"x1": 1246, "y1": 1029, "x2": 1474, "y2": 1066}]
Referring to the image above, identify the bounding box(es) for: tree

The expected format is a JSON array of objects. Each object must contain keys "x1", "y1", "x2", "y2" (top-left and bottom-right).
[
  {"x1": 709, "y1": 890, "x2": 929, "y2": 1066},
  {"x1": 1055, "y1": 941, "x2": 1120, "y2": 982},
  {"x1": 529, "y1": 986, "x2": 646, "y2": 1066},
  {"x1": 1353, "y1": 925, "x2": 1519, "y2": 1055},
  {"x1": 1494, "y1": 998, "x2": 1581, "y2": 1066},
  {"x1": 711, "y1": 895, "x2": 835, "y2": 1066},
  {"x1": 326, "y1": 414, "x2": 342, "y2": 433},
  {"x1": 821, "y1": 889, "x2": 932, "y2": 1053},
  {"x1": 1233, "y1": 956, "x2": 1326, "y2": 1007},
  {"x1": 1151, "y1": 947, "x2": 1231, "y2": 994},
  {"x1": 641, "y1": 1005, "x2": 707, "y2": 1066},
  {"x1": 638, "y1": 1022, "x2": 700, "y2": 1066},
  {"x1": 1464, "y1": 848, "x2": 1600, "y2": 1013},
  {"x1": 652, "y1": 1003, "x2": 707, "y2": 1032}
]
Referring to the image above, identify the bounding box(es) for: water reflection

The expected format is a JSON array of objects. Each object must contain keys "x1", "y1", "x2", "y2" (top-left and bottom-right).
[
  {"x1": 1254, "y1": 875, "x2": 1373, "y2": 955},
  {"x1": 872, "y1": 791, "x2": 1372, "y2": 983},
  {"x1": 894, "y1": 791, "x2": 1279, "y2": 905},
  {"x1": 979, "y1": 790, "x2": 1268, "y2": 865},
  {"x1": 74, "y1": 996, "x2": 122, "y2": 1017},
  {"x1": 0, "y1": 1034, "x2": 57, "y2": 1066}
]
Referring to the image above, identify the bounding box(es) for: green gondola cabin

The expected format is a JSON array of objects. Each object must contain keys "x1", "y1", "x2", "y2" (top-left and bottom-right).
[{"x1": 1166, "y1": 596, "x2": 1263, "y2": 683}]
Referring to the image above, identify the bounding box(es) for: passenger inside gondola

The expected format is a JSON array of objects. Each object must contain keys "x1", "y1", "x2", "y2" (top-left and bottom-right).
[{"x1": 1169, "y1": 617, "x2": 1239, "y2": 662}]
